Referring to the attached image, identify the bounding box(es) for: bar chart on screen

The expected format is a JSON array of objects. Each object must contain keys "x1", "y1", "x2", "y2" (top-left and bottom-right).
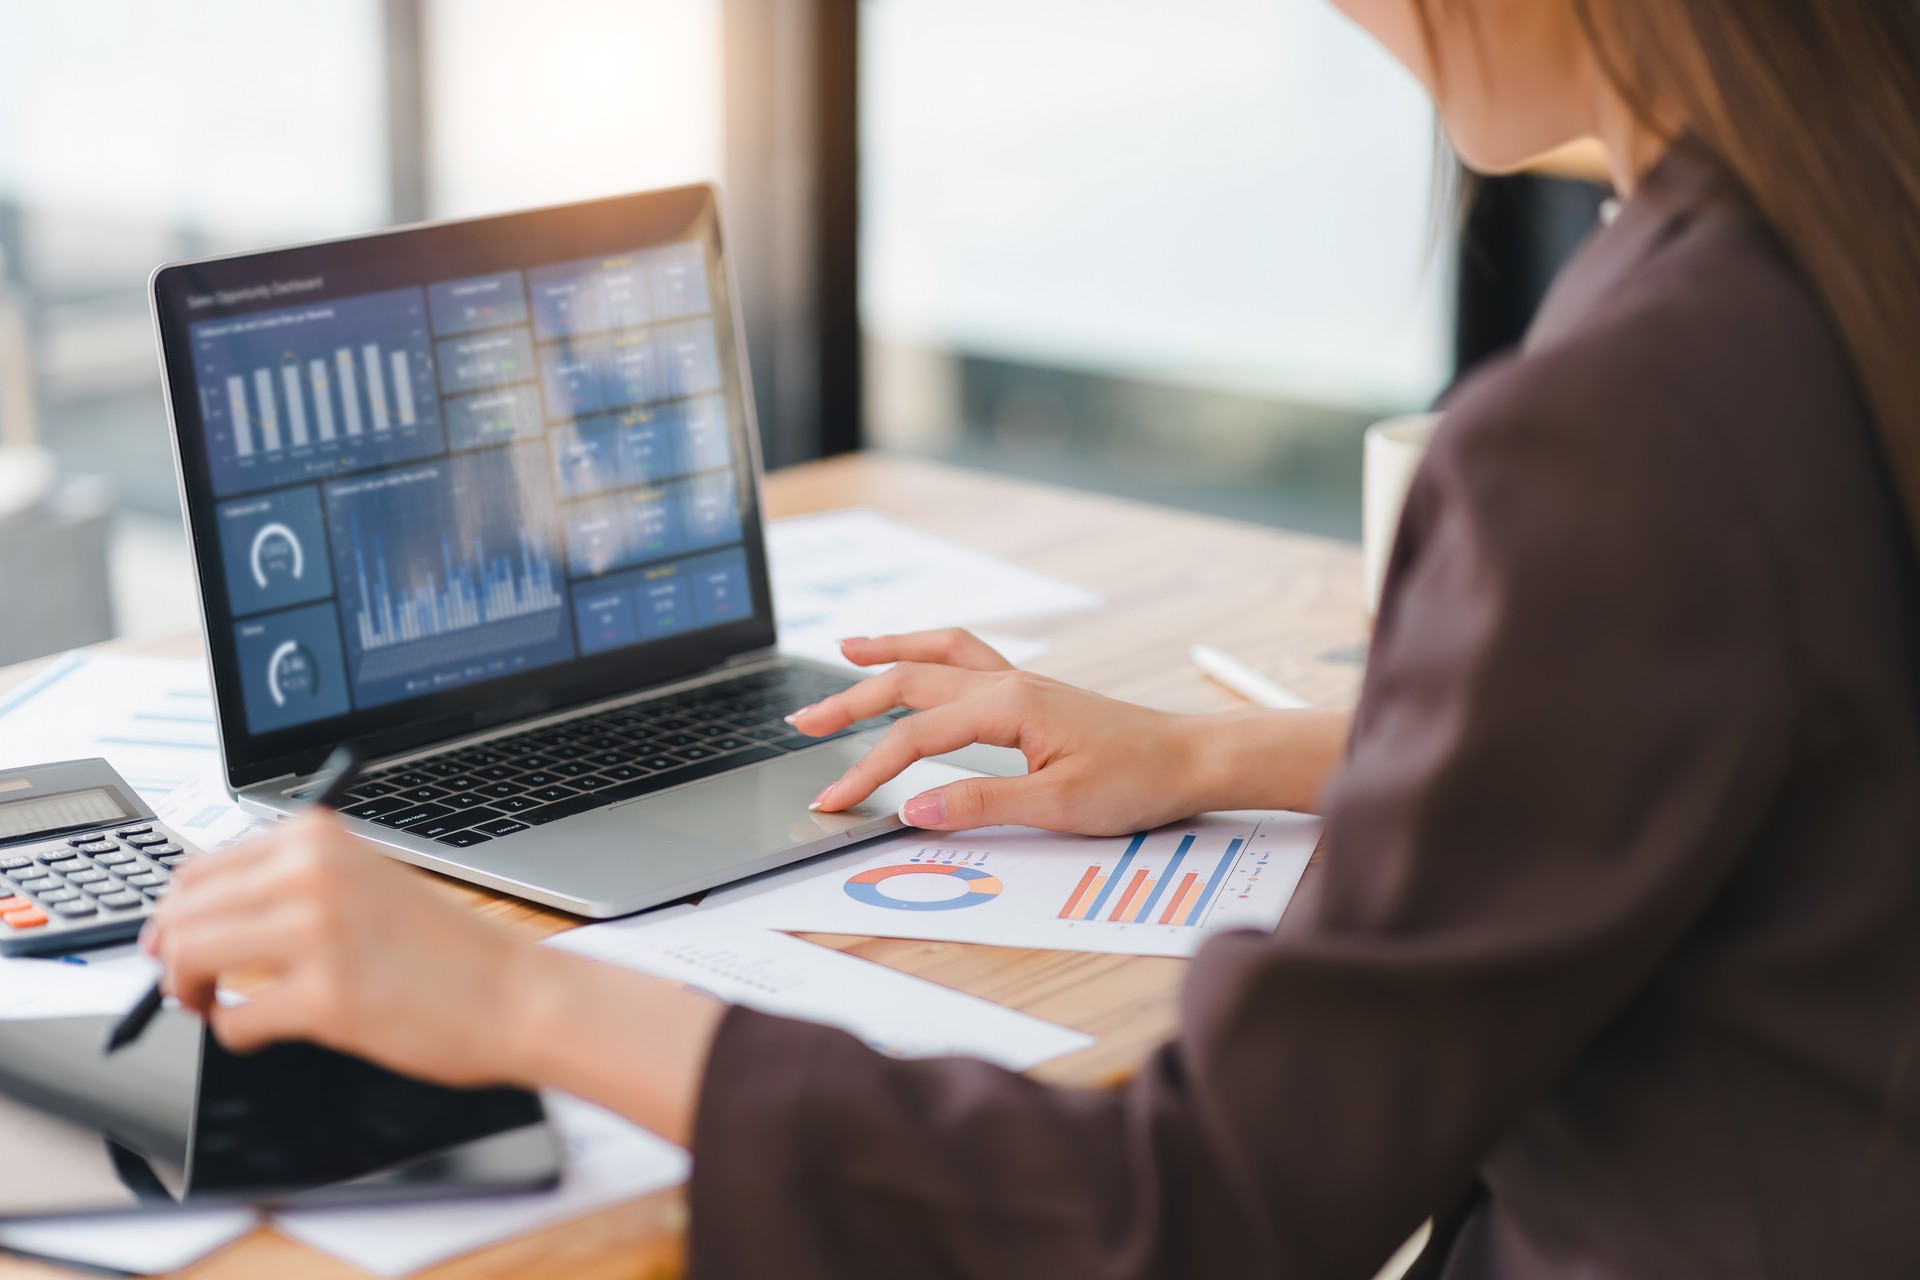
[
  {"x1": 700, "y1": 811, "x2": 1323, "y2": 958},
  {"x1": 192, "y1": 287, "x2": 446, "y2": 497}
]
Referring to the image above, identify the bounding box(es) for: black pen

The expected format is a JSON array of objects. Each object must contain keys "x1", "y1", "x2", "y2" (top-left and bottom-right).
[{"x1": 104, "y1": 746, "x2": 362, "y2": 1054}]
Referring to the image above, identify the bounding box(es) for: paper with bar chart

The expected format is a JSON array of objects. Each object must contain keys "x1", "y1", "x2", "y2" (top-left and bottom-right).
[{"x1": 699, "y1": 811, "x2": 1321, "y2": 957}]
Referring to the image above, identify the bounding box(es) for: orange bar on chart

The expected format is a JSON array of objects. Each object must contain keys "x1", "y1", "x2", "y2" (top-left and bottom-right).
[
  {"x1": 1058, "y1": 865, "x2": 1102, "y2": 919},
  {"x1": 1109, "y1": 869, "x2": 1152, "y2": 922},
  {"x1": 1160, "y1": 872, "x2": 1201, "y2": 925},
  {"x1": 1073, "y1": 877, "x2": 1109, "y2": 920}
]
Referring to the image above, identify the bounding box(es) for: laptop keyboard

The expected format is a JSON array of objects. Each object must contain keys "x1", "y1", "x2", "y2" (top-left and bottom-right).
[{"x1": 328, "y1": 665, "x2": 899, "y2": 849}]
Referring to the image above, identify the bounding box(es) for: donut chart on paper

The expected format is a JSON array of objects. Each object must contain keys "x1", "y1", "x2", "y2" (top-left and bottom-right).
[{"x1": 843, "y1": 864, "x2": 1004, "y2": 911}]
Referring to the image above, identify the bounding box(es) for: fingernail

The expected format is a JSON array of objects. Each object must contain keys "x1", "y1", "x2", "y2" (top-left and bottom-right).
[
  {"x1": 807, "y1": 784, "x2": 835, "y2": 812},
  {"x1": 784, "y1": 704, "x2": 816, "y2": 725},
  {"x1": 901, "y1": 792, "x2": 947, "y2": 827},
  {"x1": 839, "y1": 636, "x2": 868, "y2": 646}
]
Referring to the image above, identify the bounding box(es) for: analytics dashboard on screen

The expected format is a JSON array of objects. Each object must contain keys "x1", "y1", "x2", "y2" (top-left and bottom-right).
[{"x1": 191, "y1": 241, "x2": 753, "y2": 737}]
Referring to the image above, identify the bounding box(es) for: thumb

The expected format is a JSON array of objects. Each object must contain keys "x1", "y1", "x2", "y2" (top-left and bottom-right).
[{"x1": 899, "y1": 774, "x2": 1056, "y2": 831}]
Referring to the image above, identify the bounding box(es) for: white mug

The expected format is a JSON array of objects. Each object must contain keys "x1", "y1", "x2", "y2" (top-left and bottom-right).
[{"x1": 1362, "y1": 412, "x2": 1441, "y2": 618}]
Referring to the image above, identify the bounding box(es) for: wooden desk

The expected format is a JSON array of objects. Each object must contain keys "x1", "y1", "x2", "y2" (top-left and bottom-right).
[{"x1": 0, "y1": 453, "x2": 1367, "y2": 1280}]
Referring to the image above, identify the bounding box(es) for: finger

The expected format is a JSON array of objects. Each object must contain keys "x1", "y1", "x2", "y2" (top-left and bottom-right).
[
  {"x1": 838, "y1": 629, "x2": 1014, "y2": 673},
  {"x1": 813, "y1": 702, "x2": 1018, "y2": 811},
  {"x1": 160, "y1": 906, "x2": 311, "y2": 1018},
  {"x1": 208, "y1": 974, "x2": 327, "y2": 1055},
  {"x1": 898, "y1": 773, "x2": 1061, "y2": 832},
  {"x1": 787, "y1": 662, "x2": 994, "y2": 734}
]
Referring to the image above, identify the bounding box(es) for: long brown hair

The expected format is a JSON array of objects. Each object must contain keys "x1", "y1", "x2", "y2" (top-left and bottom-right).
[{"x1": 1571, "y1": 2, "x2": 1920, "y2": 549}]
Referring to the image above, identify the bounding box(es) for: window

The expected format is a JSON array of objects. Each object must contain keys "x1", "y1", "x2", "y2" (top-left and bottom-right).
[{"x1": 861, "y1": 0, "x2": 1447, "y2": 536}]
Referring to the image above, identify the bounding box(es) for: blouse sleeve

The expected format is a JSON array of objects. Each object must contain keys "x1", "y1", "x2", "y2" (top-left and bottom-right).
[{"x1": 685, "y1": 346, "x2": 1797, "y2": 1279}]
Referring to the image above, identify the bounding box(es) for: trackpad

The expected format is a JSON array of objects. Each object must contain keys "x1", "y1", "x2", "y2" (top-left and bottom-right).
[{"x1": 606, "y1": 739, "x2": 986, "y2": 854}]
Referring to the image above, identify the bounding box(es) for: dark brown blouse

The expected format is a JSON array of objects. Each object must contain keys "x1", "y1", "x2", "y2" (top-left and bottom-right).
[{"x1": 686, "y1": 147, "x2": 1920, "y2": 1278}]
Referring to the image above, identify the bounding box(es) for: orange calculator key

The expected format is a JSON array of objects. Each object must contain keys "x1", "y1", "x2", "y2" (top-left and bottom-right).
[
  {"x1": 0, "y1": 896, "x2": 27, "y2": 914},
  {"x1": 4, "y1": 907, "x2": 48, "y2": 930}
]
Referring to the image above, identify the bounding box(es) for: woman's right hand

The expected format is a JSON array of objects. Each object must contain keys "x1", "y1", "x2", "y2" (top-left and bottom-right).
[{"x1": 786, "y1": 629, "x2": 1334, "y2": 836}]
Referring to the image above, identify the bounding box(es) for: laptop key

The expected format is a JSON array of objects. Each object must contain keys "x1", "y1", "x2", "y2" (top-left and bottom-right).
[
  {"x1": 509, "y1": 754, "x2": 554, "y2": 770},
  {"x1": 528, "y1": 786, "x2": 577, "y2": 803},
  {"x1": 495, "y1": 795, "x2": 539, "y2": 812},
  {"x1": 373, "y1": 803, "x2": 454, "y2": 830},
  {"x1": 343, "y1": 796, "x2": 410, "y2": 821},
  {"x1": 414, "y1": 810, "x2": 496, "y2": 840},
  {"x1": 475, "y1": 817, "x2": 530, "y2": 838},
  {"x1": 396, "y1": 785, "x2": 448, "y2": 803},
  {"x1": 518, "y1": 771, "x2": 561, "y2": 788},
  {"x1": 570, "y1": 774, "x2": 614, "y2": 791},
  {"x1": 389, "y1": 771, "x2": 434, "y2": 789},
  {"x1": 553, "y1": 761, "x2": 594, "y2": 777},
  {"x1": 436, "y1": 830, "x2": 493, "y2": 848},
  {"x1": 445, "y1": 792, "x2": 490, "y2": 809}
]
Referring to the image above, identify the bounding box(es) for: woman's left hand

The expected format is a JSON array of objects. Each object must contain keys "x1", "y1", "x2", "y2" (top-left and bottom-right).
[{"x1": 144, "y1": 811, "x2": 537, "y2": 1086}]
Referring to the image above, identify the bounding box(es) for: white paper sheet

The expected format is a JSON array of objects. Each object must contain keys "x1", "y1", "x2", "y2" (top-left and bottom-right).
[
  {"x1": 0, "y1": 1208, "x2": 256, "y2": 1274},
  {"x1": 0, "y1": 947, "x2": 159, "y2": 1021},
  {"x1": 699, "y1": 812, "x2": 1323, "y2": 958},
  {"x1": 274, "y1": 1094, "x2": 687, "y2": 1279},
  {"x1": 768, "y1": 509, "x2": 1100, "y2": 667},
  {"x1": 547, "y1": 908, "x2": 1093, "y2": 1067},
  {"x1": 0, "y1": 652, "x2": 270, "y2": 852}
]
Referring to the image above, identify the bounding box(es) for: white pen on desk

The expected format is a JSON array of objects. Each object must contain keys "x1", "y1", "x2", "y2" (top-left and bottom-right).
[{"x1": 1189, "y1": 644, "x2": 1311, "y2": 710}]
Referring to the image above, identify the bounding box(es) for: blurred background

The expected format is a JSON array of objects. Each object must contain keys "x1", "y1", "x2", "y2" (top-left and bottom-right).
[{"x1": 0, "y1": 0, "x2": 1603, "y2": 663}]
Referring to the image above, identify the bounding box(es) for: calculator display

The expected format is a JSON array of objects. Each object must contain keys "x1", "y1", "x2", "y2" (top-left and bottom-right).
[{"x1": 0, "y1": 788, "x2": 128, "y2": 842}]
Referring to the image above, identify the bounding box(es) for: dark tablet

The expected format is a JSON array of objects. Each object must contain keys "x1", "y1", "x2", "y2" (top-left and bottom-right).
[{"x1": 0, "y1": 1009, "x2": 560, "y2": 1220}]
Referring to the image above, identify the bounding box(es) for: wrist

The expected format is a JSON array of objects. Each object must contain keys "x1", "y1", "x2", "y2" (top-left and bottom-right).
[
  {"x1": 1176, "y1": 706, "x2": 1352, "y2": 814},
  {"x1": 494, "y1": 941, "x2": 575, "y2": 1087}
]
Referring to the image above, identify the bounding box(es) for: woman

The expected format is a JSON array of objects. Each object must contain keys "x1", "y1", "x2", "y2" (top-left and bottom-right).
[{"x1": 149, "y1": 0, "x2": 1920, "y2": 1275}]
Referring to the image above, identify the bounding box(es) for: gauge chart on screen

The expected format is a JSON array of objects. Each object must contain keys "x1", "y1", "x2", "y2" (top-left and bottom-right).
[{"x1": 699, "y1": 811, "x2": 1322, "y2": 958}]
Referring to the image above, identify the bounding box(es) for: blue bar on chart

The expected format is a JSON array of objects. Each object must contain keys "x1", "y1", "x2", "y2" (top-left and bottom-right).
[{"x1": 1184, "y1": 837, "x2": 1245, "y2": 927}]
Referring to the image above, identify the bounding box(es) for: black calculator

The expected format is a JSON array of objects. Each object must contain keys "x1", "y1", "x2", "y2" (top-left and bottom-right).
[{"x1": 0, "y1": 757, "x2": 199, "y2": 956}]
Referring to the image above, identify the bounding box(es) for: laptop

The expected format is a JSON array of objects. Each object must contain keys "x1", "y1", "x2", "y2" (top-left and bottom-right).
[{"x1": 149, "y1": 184, "x2": 1020, "y2": 917}]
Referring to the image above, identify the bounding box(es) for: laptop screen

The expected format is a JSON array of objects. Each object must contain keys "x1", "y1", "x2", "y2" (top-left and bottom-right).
[{"x1": 153, "y1": 187, "x2": 777, "y2": 787}]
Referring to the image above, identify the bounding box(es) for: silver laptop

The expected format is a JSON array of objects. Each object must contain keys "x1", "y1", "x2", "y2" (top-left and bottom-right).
[{"x1": 149, "y1": 184, "x2": 1018, "y2": 917}]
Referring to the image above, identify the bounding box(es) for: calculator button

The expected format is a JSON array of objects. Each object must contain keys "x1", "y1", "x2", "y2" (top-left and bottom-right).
[
  {"x1": 5, "y1": 866, "x2": 43, "y2": 881},
  {"x1": 158, "y1": 854, "x2": 191, "y2": 868},
  {"x1": 96, "y1": 851, "x2": 136, "y2": 866},
  {"x1": 124, "y1": 873, "x2": 167, "y2": 889},
  {"x1": 0, "y1": 856, "x2": 29, "y2": 871},
  {"x1": 67, "y1": 869, "x2": 110, "y2": 885},
  {"x1": 125, "y1": 833, "x2": 169, "y2": 848},
  {"x1": 50, "y1": 900, "x2": 97, "y2": 918},
  {"x1": 36, "y1": 888, "x2": 79, "y2": 904},
  {"x1": 68, "y1": 835, "x2": 100, "y2": 847},
  {"x1": 0, "y1": 896, "x2": 26, "y2": 913},
  {"x1": 80, "y1": 881, "x2": 123, "y2": 897},
  {"x1": 15, "y1": 877, "x2": 57, "y2": 894},
  {"x1": 3, "y1": 907, "x2": 48, "y2": 929},
  {"x1": 142, "y1": 884, "x2": 169, "y2": 900},
  {"x1": 97, "y1": 891, "x2": 145, "y2": 910},
  {"x1": 436, "y1": 829, "x2": 493, "y2": 848},
  {"x1": 48, "y1": 858, "x2": 89, "y2": 874},
  {"x1": 75, "y1": 841, "x2": 118, "y2": 855},
  {"x1": 113, "y1": 825, "x2": 153, "y2": 838},
  {"x1": 147, "y1": 844, "x2": 183, "y2": 856},
  {"x1": 35, "y1": 850, "x2": 75, "y2": 864},
  {"x1": 475, "y1": 817, "x2": 529, "y2": 838}
]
